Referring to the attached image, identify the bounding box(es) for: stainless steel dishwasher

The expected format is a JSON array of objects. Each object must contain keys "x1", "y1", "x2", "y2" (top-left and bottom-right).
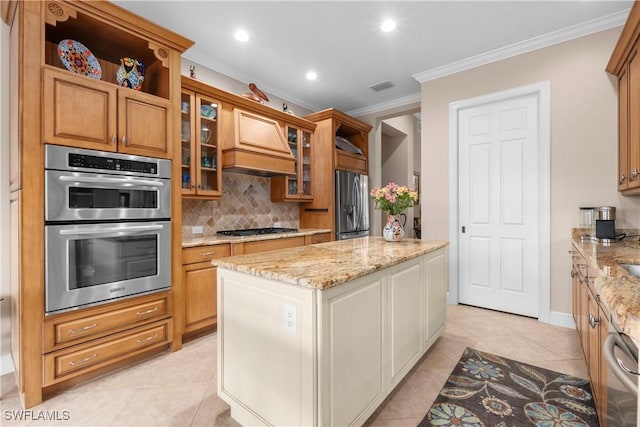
[{"x1": 604, "y1": 319, "x2": 639, "y2": 426}]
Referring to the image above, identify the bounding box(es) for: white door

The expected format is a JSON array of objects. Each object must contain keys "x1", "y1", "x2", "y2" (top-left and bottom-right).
[{"x1": 458, "y1": 93, "x2": 539, "y2": 317}]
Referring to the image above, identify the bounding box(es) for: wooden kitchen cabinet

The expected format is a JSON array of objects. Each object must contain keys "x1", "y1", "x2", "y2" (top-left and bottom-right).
[
  {"x1": 181, "y1": 244, "x2": 231, "y2": 335},
  {"x1": 271, "y1": 125, "x2": 314, "y2": 201},
  {"x1": 43, "y1": 66, "x2": 172, "y2": 158},
  {"x1": 299, "y1": 109, "x2": 372, "y2": 239},
  {"x1": 607, "y1": 2, "x2": 640, "y2": 194},
  {"x1": 179, "y1": 234, "x2": 327, "y2": 340},
  {"x1": 570, "y1": 242, "x2": 610, "y2": 426},
  {"x1": 180, "y1": 79, "x2": 222, "y2": 198},
  {"x1": 42, "y1": 292, "x2": 173, "y2": 386},
  {"x1": 8, "y1": 0, "x2": 192, "y2": 407},
  {"x1": 241, "y1": 236, "x2": 306, "y2": 255},
  {"x1": 44, "y1": 319, "x2": 172, "y2": 386}
]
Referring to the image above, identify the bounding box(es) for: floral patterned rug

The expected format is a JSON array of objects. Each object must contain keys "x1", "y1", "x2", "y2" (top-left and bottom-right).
[{"x1": 419, "y1": 347, "x2": 599, "y2": 427}]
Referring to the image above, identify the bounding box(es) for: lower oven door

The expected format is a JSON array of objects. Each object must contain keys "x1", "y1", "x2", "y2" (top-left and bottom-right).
[
  {"x1": 45, "y1": 221, "x2": 171, "y2": 314},
  {"x1": 604, "y1": 331, "x2": 639, "y2": 426}
]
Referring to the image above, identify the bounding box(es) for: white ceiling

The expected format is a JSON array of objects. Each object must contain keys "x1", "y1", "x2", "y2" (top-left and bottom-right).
[{"x1": 113, "y1": 1, "x2": 632, "y2": 116}]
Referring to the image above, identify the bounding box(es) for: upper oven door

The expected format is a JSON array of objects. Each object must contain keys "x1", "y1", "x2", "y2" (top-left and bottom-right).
[{"x1": 46, "y1": 170, "x2": 171, "y2": 222}]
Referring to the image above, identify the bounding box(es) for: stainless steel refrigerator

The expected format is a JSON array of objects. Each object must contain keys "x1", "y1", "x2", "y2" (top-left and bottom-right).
[{"x1": 335, "y1": 170, "x2": 369, "y2": 240}]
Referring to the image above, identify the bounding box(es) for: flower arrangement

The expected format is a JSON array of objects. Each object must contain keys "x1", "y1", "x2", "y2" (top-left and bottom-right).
[{"x1": 370, "y1": 182, "x2": 419, "y2": 215}]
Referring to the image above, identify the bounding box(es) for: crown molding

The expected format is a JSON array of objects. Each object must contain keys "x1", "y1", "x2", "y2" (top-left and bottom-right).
[
  {"x1": 413, "y1": 9, "x2": 630, "y2": 83},
  {"x1": 183, "y1": 50, "x2": 323, "y2": 113},
  {"x1": 347, "y1": 92, "x2": 421, "y2": 118}
]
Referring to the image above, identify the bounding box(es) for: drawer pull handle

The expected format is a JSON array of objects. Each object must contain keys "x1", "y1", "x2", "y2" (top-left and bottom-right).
[
  {"x1": 69, "y1": 323, "x2": 97, "y2": 334},
  {"x1": 137, "y1": 333, "x2": 159, "y2": 344},
  {"x1": 589, "y1": 313, "x2": 600, "y2": 329},
  {"x1": 136, "y1": 307, "x2": 159, "y2": 316},
  {"x1": 200, "y1": 251, "x2": 216, "y2": 256},
  {"x1": 69, "y1": 353, "x2": 98, "y2": 366}
]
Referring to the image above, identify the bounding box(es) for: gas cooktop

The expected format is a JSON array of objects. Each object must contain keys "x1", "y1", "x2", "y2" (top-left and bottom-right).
[{"x1": 216, "y1": 227, "x2": 298, "y2": 237}]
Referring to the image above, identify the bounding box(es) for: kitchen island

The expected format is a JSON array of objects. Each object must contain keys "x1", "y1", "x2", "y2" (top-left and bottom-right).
[{"x1": 213, "y1": 237, "x2": 449, "y2": 427}]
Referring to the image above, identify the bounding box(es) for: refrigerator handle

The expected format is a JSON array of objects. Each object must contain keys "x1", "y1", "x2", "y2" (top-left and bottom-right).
[{"x1": 353, "y1": 175, "x2": 361, "y2": 228}]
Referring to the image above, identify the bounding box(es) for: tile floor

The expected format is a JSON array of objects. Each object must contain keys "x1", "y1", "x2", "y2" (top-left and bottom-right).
[{"x1": 0, "y1": 304, "x2": 586, "y2": 426}]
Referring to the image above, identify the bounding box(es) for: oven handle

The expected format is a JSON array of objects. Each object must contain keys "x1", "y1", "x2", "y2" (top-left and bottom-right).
[
  {"x1": 59, "y1": 224, "x2": 164, "y2": 236},
  {"x1": 59, "y1": 175, "x2": 165, "y2": 188},
  {"x1": 604, "y1": 333, "x2": 639, "y2": 396}
]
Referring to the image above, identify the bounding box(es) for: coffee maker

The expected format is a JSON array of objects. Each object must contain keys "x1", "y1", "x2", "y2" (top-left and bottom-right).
[{"x1": 595, "y1": 206, "x2": 616, "y2": 243}]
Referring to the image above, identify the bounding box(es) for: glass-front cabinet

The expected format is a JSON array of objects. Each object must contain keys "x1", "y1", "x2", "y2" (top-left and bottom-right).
[
  {"x1": 271, "y1": 125, "x2": 313, "y2": 201},
  {"x1": 181, "y1": 90, "x2": 222, "y2": 198}
]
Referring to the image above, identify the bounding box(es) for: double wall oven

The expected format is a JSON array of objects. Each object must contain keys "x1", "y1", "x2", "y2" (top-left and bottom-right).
[{"x1": 45, "y1": 145, "x2": 172, "y2": 314}]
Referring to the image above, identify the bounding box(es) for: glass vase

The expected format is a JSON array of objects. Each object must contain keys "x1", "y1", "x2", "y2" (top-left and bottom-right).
[{"x1": 383, "y1": 214, "x2": 405, "y2": 242}]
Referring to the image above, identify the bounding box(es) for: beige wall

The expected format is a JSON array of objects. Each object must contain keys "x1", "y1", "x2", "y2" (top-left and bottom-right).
[{"x1": 420, "y1": 27, "x2": 640, "y2": 316}]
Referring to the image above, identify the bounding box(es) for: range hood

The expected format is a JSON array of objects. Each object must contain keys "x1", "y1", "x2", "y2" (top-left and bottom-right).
[{"x1": 221, "y1": 109, "x2": 295, "y2": 176}]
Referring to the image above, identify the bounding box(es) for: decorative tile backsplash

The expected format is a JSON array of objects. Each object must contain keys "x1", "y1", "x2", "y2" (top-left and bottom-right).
[{"x1": 182, "y1": 172, "x2": 299, "y2": 237}]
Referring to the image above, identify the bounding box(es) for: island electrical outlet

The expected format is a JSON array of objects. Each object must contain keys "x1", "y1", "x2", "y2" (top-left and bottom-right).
[{"x1": 284, "y1": 304, "x2": 296, "y2": 333}]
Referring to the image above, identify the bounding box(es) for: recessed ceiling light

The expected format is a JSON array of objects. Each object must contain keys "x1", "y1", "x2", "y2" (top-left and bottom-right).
[
  {"x1": 234, "y1": 29, "x2": 249, "y2": 42},
  {"x1": 306, "y1": 71, "x2": 318, "y2": 80},
  {"x1": 381, "y1": 19, "x2": 396, "y2": 33}
]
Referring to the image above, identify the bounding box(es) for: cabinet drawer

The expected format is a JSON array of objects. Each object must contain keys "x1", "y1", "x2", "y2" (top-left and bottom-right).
[
  {"x1": 44, "y1": 297, "x2": 169, "y2": 352},
  {"x1": 309, "y1": 232, "x2": 331, "y2": 244},
  {"x1": 183, "y1": 243, "x2": 231, "y2": 264},
  {"x1": 44, "y1": 320, "x2": 171, "y2": 386}
]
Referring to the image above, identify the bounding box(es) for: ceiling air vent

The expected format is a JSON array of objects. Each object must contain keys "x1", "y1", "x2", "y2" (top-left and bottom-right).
[{"x1": 368, "y1": 80, "x2": 394, "y2": 92}]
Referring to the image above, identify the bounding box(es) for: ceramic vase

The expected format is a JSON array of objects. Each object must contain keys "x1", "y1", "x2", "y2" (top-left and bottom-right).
[
  {"x1": 116, "y1": 57, "x2": 145, "y2": 91},
  {"x1": 383, "y1": 214, "x2": 405, "y2": 242}
]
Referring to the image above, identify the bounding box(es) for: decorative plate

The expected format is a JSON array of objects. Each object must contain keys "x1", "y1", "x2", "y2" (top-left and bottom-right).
[
  {"x1": 57, "y1": 39, "x2": 102, "y2": 79},
  {"x1": 200, "y1": 105, "x2": 217, "y2": 119}
]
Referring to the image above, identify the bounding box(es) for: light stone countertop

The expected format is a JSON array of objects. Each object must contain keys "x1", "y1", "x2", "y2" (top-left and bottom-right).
[
  {"x1": 572, "y1": 229, "x2": 640, "y2": 346},
  {"x1": 182, "y1": 228, "x2": 331, "y2": 248},
  {"x1": 213, "y1": 236, "x2": 449, "y2": 290}
]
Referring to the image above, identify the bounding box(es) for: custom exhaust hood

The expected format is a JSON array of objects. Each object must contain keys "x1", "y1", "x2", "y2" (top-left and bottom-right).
[{"x1": 221, "y1": 109, "x2": 296, "y2": 176}]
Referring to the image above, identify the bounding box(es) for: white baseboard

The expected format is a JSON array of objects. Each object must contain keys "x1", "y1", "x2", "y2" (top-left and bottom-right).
[
  {"x1": 1, "y1": 353, "x2": 14, "y2": 376},
  {"x1": 546, "y1": 311, "x2": 576, "y2": 330}
]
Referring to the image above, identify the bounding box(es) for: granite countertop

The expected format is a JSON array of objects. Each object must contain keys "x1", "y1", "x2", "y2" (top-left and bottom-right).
[
  {"x1": 213, "y1": 236, "x2": 449, "y2": 290},
  {"x1": 572, "y1": 229, "x2": 640, "y2": 345},
  {"x1": 182, "y1": 228, "x2": 331, "y2": 248}
]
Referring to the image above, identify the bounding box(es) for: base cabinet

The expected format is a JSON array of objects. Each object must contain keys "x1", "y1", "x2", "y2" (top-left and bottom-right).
[
  {"x1": 180, "y1": 235, "x2": 326, "y2": 339},
  {"x1": 42, "y1": 292, "x2": 172, "y2": 387},
  {"x1": 570, "y1": 242, "x2": 610, "y2": 426},
  {"x1": 181, "y1": 244, "x2": 231, "y2": 335},
  {"x1": 218, "y1": 248, "x2": 448, "y2": 427}
]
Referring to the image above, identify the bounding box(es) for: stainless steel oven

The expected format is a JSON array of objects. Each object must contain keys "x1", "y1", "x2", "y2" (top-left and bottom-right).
[
  {"x1": 45, "y1": 145, "x2": 171, "y2": 222},
  {"x1": 44, "y1": 145, "x2": 172, "y2": 314}
]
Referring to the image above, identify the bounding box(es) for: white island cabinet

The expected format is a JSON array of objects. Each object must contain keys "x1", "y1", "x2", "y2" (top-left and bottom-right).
[{"x1": 214, "y1": 237, "x2": 448, "y2": 427}]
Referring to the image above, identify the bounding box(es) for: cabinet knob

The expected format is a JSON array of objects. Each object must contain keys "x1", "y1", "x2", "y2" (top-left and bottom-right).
[
  {"x1": 121, "y1": 135, "x2": 127, "y2": 146},
  {"x1": 631, "y1": 169, "x2": 639, "y2": 180},
  {"x1": 620, "y1": 174, "x2": 626, "y2": 184},
  {"x1": 111, "y1": 134, "x2": 117, "y2": 145}
]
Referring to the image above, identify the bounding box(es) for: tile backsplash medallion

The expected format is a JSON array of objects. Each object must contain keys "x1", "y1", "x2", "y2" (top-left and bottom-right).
[{"x1": 182, "y1": 172, "x2": 299, "y2": 238}]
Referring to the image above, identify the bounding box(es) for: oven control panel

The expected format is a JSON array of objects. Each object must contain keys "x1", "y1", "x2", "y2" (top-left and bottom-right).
[{"x1": 68, "y1": 153, "x2": 158, "y2": 175}]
